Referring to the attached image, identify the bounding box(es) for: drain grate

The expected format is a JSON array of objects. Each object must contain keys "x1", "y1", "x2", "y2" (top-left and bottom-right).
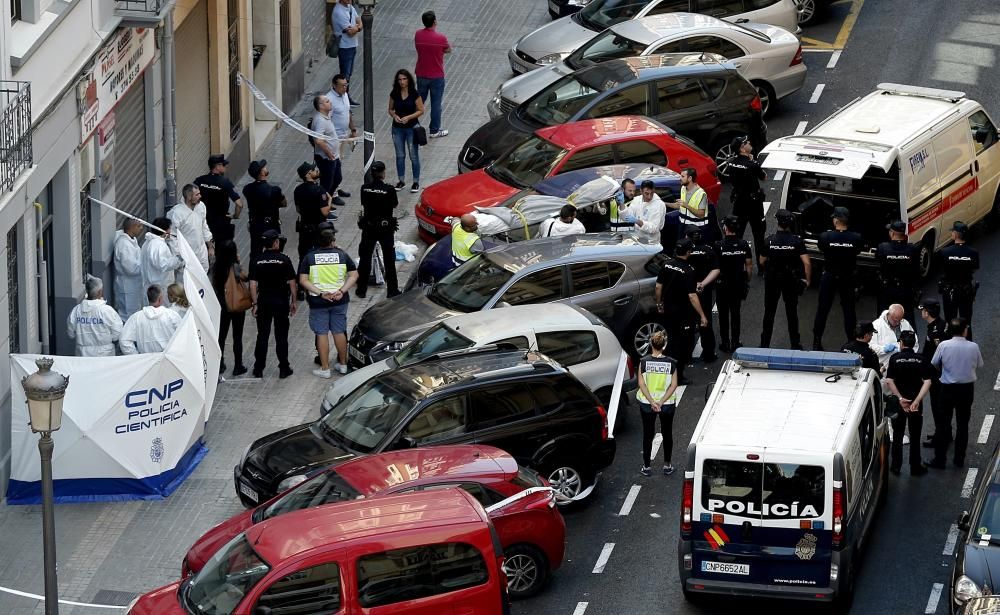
[{"x1": 92, "y1": 589, "x2": 139, "y2": 606}]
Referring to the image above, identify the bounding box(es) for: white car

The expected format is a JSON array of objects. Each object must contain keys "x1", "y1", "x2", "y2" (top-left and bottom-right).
[
  {"x1": 510, "y1": 0, "x2": 799, "y2": 74},
  {"x1": 492, "y1": 13, "x2": 805, "y2": 118},
  {"x1": 321, "y1": 303, "x2": 634, "y2": 416}
]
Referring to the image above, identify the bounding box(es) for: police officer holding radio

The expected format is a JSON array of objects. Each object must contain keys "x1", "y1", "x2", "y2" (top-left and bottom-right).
[
  {"x1": 726, "y1": 135, "x2": 767, "y2": 272},
  {"x1": 249, "y1": 230, "x2": 297, "y2": 379},
  {"x1": 812, "y1": 207, "x2": 863, "y2": 350},
  {"x1": 885, "y1": 330, "x2": 932, "y2": 476},
  {"x1": 685, "y1": 227, "x2": 720, "y2": 363},
  {"x1": 876, "y1": 220, "x2": 920, "y2": 326},
  {"x1": 355, "y1": 161, "x2": 400, "y2": 299},
  {"x1": 714, "y1": 216, "x2": 752, "y2": 353},
  {"x1": 760, "y1": 210, "x2": 811, "y2": 350},
  {"x1": 655, "y1": 239, "x2": 708, "y2": 385},
  {"x1": 938, "y1": 221, "x2": 979, "y2": 324},
  {"x1": 243, "y1": 160, "x2": 287, "y2": 258}
]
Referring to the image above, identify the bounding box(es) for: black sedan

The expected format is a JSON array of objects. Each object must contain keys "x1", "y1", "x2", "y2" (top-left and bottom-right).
[{"x1": 953, "y1": 445, "x2": 1000, "y2": 613}]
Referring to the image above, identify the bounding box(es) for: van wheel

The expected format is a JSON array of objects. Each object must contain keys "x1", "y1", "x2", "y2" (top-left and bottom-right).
[
  {"x1": 833, "y1": 558, "x2": 856, "y2": 613},
  {"x1": 546, "y1": 463, "x2": 587, "y2": 503},
  {"x1": 917, "y1": 236, "x2": 934, "y2": 280},
  {"x1": 503, "y1": 544, "x2": 549, "y2": 599},
  {"x1": 627, "y1": 316, "x2": 666, "y2": 359},
  {"x1": 752, "y1": 81, "x2": 777, "y2": 117}
]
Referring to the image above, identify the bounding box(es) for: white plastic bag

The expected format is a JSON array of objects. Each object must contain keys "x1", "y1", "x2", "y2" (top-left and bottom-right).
[{"x1": 394, "y1": 241, "x2": 419, "y2": 262}]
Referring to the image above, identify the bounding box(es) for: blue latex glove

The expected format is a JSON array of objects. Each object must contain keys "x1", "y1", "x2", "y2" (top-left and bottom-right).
[
  {"x1": 622, "y1": 214, "x2": 637, "y2": 224},
  {"x1": 883, "y1": 343, "x2": 897, "y2": 353}
]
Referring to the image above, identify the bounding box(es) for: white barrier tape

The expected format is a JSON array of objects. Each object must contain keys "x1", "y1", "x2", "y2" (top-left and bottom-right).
[
  {"x1": 0, "y1": 585, "x2": 127, "y2": 609},
  {"x1": 237, "y1": 72, "x2": 362, "y2": 143}
]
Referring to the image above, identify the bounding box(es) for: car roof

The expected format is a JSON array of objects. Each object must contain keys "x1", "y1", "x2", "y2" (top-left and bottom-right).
[
  {"x1": 538, "y1": 115, "x2": 673, "y2": 149},
  {"x1": 335, "y1": 445, "x2": 518, "y2": 497},
  {"x1": 572, "y1": 55, "x2": 733, "y2": 88},
  {"x1": 484, "y1": 232, "x2": 663, "y2": 266},
  {"x1": 611, "y1": 12, "x2": 734, "y2": 42},
  {"x1": 440, "y1": 303, "x2": 593, "y2": 341},
  {"x1": 379, "y1": 349, "x2": 561, "y2": 399},
  {"x1": 248, "y1": 489, "x2": 486, "y2": 563}
]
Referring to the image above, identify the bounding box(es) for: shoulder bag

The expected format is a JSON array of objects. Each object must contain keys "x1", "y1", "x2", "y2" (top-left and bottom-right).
[
  {"x1": 413, "y1": 123, "x2": 428, "y2": 146},
  {"x1": 224, "y1": 265, "x2": 253, "y2": 312}
]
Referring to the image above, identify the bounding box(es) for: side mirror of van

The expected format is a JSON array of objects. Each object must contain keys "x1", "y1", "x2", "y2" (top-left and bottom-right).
[{"x1": 959, "y1": 510, "x2": 971, "y2": 532}]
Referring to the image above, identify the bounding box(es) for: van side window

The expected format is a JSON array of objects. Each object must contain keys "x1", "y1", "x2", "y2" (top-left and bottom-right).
[
  {"x1": 256, "y1": 562, "x2": 342, "y2": 614},
  {"x1": 858, "y1": 404, "x2": 875, "y2": 471},
  {"x1": 969, "y1": 110, "x2": 999, "y2": 154},
  {"x1": 357, "y1": 543, "x2": 489, "y2": 607},
  {"x1": 537, "y1": 331, "x2": 601, "y2": 366}
]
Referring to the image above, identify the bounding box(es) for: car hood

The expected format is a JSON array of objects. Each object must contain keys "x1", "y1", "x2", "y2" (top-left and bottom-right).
[
  {"x1": 356, "y1": 288, "x2": 464, "y2": 344},
  {"x1": 515, "y1": 14, "x2": 596, "y2": 60},
  {"x1": 421, "y1": 169, "x2": 520, "y2": 218},
  {"x1": 961, "y1": 542, "x2": 1000, "y2": 595},
  {"x1": 499, "y1": 62, "x2": 571, "y2": 107},
  {"x1": 185, "y1": 509, "x2": 255, "y2": 575},
  {"x1": 463, "y1": 116, "x2": 537, "y2": 173},
  {"x1": 129, "y1": 582, "x2": 184, "y2": 615},
  {"x1": 325, "y1": 359, "x2": 394, "y2": 408},
  {"x1": 247, "y1": 423, "x2": 357, "y2": 481}
]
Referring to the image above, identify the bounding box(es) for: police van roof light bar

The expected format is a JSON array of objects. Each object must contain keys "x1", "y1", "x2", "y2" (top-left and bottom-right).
[{"x1": 731, "y1": 348, "x2": 861, "y2": 374}]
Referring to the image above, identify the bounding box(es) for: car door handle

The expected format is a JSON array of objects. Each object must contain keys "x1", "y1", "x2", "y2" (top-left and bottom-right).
[
  {"x1": 732, "y1": 61, "x2": 743, "y2": 68},
  {"x1": 704, "y1": 111, "x2": 718, "y2": 118},
  {"x1": 613, "y1": 295, "x2": 632, "y2": 306},
  {"x1": 974, "y1": 160, "x2": 980, "y2": 173}
]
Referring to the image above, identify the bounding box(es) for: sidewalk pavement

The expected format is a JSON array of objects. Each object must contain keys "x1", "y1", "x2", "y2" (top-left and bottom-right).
[{"x1": 0, "y1": 0, "x2": 550, "y2": 613}]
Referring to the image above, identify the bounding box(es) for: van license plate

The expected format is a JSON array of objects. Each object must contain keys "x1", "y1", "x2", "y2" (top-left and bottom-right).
[
  {"x1": 239, "y1": 482, "x2": 258, "y2": 503},
  {"x1": 701, "y1": 561, "x2": 749, "y2": 576}
]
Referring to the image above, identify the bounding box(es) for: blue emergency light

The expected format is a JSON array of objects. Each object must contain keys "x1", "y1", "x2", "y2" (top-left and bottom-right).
[{"x1": 732, "y1": 348, "x2": 862, "y2": 373}]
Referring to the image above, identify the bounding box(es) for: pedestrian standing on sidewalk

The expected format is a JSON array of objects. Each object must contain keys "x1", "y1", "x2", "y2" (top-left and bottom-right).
[
  {"x1": 114, "y1": 218, "x2": 144, "y2": 319},
  {"x1": 66, "y1": 276, "x2": 123, "y2": 357},
  {"x1": 655, "y1": 239, "x2": 708, "y2": 385},
  {"x1": 250, "y1": 230, "x2": 297, "y2": 379},
  {"x1": 168, "y1": 184, "x2": 214, "y2": 272},
  {"x1": 356, "y1": 161, "x2": 400, "y2": 299},
  {"x1": 243, "y1": 160, "x2": 287, "y2": 258},
  {"x1": 194, "y1": 154, "x2": 243, "y2": 243},
  {"x1": 667, "y1": 168, "x2": 709, "y2": 239},
  {"x1": 885, "y1": 330, "x2": 932, "y2": 477},
  {"x1": 326, "y1": 74, "x2": 359, "y2": 197},
  {"x1": 311, "y1": 95, "x2": 343, "y2": 204},
  {"x1": 140, "y1": 217, "x2": 184, "y2": 305},
  {"x1": 212, "y1": 239, "x2": 248, "y2": 377},
  {"x1": 294, "y1": 161, "x2": 333, "y2": 268},
  {"x1": 686, "y1": 227, "x2": 720, "y2": 363},
  {"x1": 331, "y1": 0, "x2": 361, "y2": 106},
  {"x1": 388, "y1": 69, "x2": 424, "y2": 193},
  {"x1": 414, "y1": 10, "x2": 451, "y2": 139},
  {"x1": 928, "y1": 318, "x2": 983, "y2": 469},
  {"x1": 299, "y1": 228, "x2": 359, "y2": 378},
  {"x1": 759, "y1": 209, "x2": 810, "y2": 349},
  {"x1": 938, "y1": 221, "x2": 979, "y2": 324},
  {"x1": 636, "y1": 331, "x2": 679, "y2": 477}
]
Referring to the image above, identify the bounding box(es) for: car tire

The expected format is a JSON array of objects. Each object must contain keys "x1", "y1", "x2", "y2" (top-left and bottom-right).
[
  {"x1": 627, "y1": 315, "x2": 667, "y2": 359},
  {"x1": 833, "y1": 556, "x2": 856, "y2": 613},
  {"x1": 752, "y1": 81, "x2": 777, "y2": 118},
  {"x1": 503, "y1": 544, "x2": 550, "y2": 599},
  {"x1": 545, "y1": 462, "x2": 589, "y2": 504},
  {"x1": 712, "y1": 136, "x2": 740, "y2": 180},
  {"x1": 917, "y1": 235, "x2": 934, "y2": 280},
  {"x1": 795, "y1": 0, "x2": 826, "y2": 26}
]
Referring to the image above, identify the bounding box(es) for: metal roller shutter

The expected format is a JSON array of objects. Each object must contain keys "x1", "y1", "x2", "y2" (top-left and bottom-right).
[
  {"x1": 175, "y1": 0, "x2": 212, "y2": 191},
  {"x1": 114, "y1": 80, "x2": 149, "y2": 219}
]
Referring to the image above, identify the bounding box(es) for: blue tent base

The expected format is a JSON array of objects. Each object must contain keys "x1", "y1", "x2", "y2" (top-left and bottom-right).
[{"x1": 4, "y1": 440, "x2": 209, "y2": 505}]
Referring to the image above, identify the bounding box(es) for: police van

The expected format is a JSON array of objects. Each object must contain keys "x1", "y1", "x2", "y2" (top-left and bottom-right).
[
  {"x1": 678, "y1": 349, "x2": 888, "y2": 609},
  {"x1": 760, "y1": 83, "x2": 1000, "y2": 278}
]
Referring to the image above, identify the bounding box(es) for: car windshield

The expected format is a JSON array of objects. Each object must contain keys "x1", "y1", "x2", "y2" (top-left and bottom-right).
[
  {"x1": 578, "y1": 0, "x2": 654, "y2": 31},
  {"x1": 488, "y1": 135, "x2": 566, "y2": 187},
  {"x1": 319, "y1": 380, "x2": 417, "y2": 453},
  {"x1": 183, "y1": 535, "x2": 270, "y2": 615},
  {"x1": 258, "y1": 470, "x2": 363, "y2": 521},
  {"x1": 975, "y1": 484, "x2": 1000, "y2": 542},
  {"x1": 394, "y1": 323, "x2": 474, "y2": 366},
  {"x1": 567, "y1": 30, "x2": 646, "y2": 69},
  {"x1": 427, "y1": 255, "x2": 514, "y2": 312},
  {"x1": 521, "y1": 75, "x2": 601, "y2": 126}
]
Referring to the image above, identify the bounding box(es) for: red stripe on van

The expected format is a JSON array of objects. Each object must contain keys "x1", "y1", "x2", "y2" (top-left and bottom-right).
[{"x1": 909, "y1": 176, "x2": 979, "y2": 234}]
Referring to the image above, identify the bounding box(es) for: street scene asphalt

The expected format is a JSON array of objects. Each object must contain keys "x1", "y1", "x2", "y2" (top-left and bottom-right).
[{"x1": 3, "y1": 0, "x2": 1000, "y2": 614}]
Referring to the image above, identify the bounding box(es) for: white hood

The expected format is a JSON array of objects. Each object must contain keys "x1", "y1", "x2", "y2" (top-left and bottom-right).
[
  {"x1": 499, "y1": 62, "x2": 573, "y2": 108},
  {"x1": 514, "y1": 14, "x2": 596, "y2": 64},
  {"x1": 120, "y1": 306, "x2": 182, "y2": 354}
]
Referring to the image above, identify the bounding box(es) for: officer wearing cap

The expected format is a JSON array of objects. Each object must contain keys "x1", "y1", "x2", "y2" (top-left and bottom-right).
[
  {"x1": 812, "y1": 206, "x2": 863, "y2": 350},
  {"x1": 248, "y1": 229, "x2": 297, "y2": 379},
  {"x1": 655, "y1": 239, "x2": 708, "y2": 385},
  {"x1": 840, "y1": 322, "x2": 880, "y2": 371},
  {"x1": 293, "y1": 161, "x2": 332, "y2": 267},
  {"x1": 885, "y1": 330, "x2": 932, "y2": 476},
  {"x1": 243, "y1": 160, "x2": 287, "y2": 258},
  {"x1": 876, "y1": 220, "x2": 920, "y2": 325},
  {"x1": 760, "y1": 209, "x2": 810, "y2": 349},
  {"x1": 356, "y1": 161, "x2": 400, "y2": 299},
  {"x1": 919, "y1": 298, "x2": 951, "y2": 451},
  {"x1": 714, "y1": 216, "x2": 752, "y2": 353},
  {"x1": 685, "y1": 227, "x2": 720, "y2": 362},
  {"x1": 194, "y1": 154, "x2": 243, "y2": 243},
  {"x1": 938, "y1": 221, "x2": 979, "y2": 323},
  {"x1": 725, "y1": 135, "x2": 767, "y2": 272}
]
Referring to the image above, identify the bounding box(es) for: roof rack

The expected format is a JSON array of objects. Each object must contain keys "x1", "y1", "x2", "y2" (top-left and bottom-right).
[
  {"x1": 877, "y1": 83, "x2": 966, "y2": 103},
  {"x1": 732, "y1": 348, "x2": 861, "y2": 374},
  {"x1": 413, "y1": 343, "x2": 524, "y2": 365}
]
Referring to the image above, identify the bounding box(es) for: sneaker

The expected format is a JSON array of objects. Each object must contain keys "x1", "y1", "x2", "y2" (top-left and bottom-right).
[
  {"x1": 394, "y1": 181, "x2": 405, "y2": 191},
  {"x1": 333, "y1": 196, "x2": 346, "y2": 206},
  {"x1": 334, "y1": 362, "x2": 348, "y2": 375},
  {"x1": 312, "y1": 368, "x2": 332, "y2": 379},
  {"x1": 411, "y1": 182, "x2": 420, "y2": 193},
  {"x1": 429, "y1": 130, "x2": 449, "y2": 138},
  {"x1": 217, "y1": 374, "x2": 226, "y2": 383},
  {"x1": 640, "y1": 466, "x2": 651, "y2": 477},
  {"x1": 663, "y1": 464, "x2": 675, "y2": 476},
  {"x1": 279, "y1": 367, "x2": 294, "y2": 379},
  {"x1": 232, "y1": 364, "x2": 248, "y2": 377},
  {"x1": 337, "y1": 189, "x2": 351, "y2": 198}
]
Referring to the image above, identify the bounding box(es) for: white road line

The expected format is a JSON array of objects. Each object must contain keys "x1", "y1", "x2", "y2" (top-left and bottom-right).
[
  {"x1": 573, "y1": 603, "x2": 589, "y2": 615},
  {"x1": 925, "y1": 583, "x2": 944, "y2": 613},
  {"x1": 794, "y1": 120, "x2": 809, "y2": 135},
  {"x1": 649, "y1": 386, "x2": 686, "y2": 460},
  {"x1": 592, "y1": 543, "x2": 615, "y2": 573},
  {"x1": 619, "y1": 485, "x2": 642, "y2": 516},
  {"x1": 962, "y1": 468, "x2": 979, "y2": 498},
  {"x1": 827, "y1": 50, "x2": 842, "y2": 69},
  {"x1": 809, "y1": 83, "x2": 825, "y2": 103},
  {"x1": 773, "y1": 170, "x2": 786, "y2": 182},
  {"x1": 943, "y1": 523, "x2": 960, "y2": 556},
  {"x1": 979, "y1": 414, "x2": 994, "y2": 444},
  {"x1": 763, "y1": 200, "x2": 772, "y2": 215}
]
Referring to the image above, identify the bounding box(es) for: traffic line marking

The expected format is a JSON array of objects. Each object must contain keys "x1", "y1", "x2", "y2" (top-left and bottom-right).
[
  {"x1": 809, "y1": 84, "x2": 825, "y2": 103},
  {"x1": 619, "y1": 485, "x2": 641, "y2": 516},
  {"x1": 773, "y1": 171, "x2": 785, "y2": 182},
  {"x1": 827, "y1": 50, "x2": 842, "y2": 69},
  {"x1": 794, "y1": 121, "x2": 809, "y2": 135},
  {"x1": 979, "y1": 414, "x2": 994, "y2": 444},
  {"x1": 962, "y1": 468, "x2": 979, "y2": 498},
  {"x1": 573, "y1": 603, "x2": 589, "y2": 615},
  {"x1": 763, "y1": 201, "x2": 771, "y2": 215},
  {"x1": 925, "y1": 583, "x2": 944, "y2": 613},
  {"x1": 649, "y1": 386, "x2": 686, "y2": 460},
  {"x1": 0, "y1": 585, "x2": 127, "y2": 609},
  {"x1": 943, "y1": 523, "x2": 960, "y2": 556},
  {"x1": 834, "y1": 0, "x2": 866, "y2": 50},
  {"x1": 592, "y1": 543, "x2": 615, "y2": 573}
]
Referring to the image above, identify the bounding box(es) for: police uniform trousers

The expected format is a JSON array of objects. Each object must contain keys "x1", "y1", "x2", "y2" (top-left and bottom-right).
[
  {"x1": 928, "y1": 377, "x2": 951, "y2": 446},
  {"x1": 209, "y1": 218, "x2": 235, "y2": 244},
  {"x1": 760, "y1": 274, "x2": 802, "y2": 348},
  {"x1": 715, "y1": 279, "x2": 745, "y2": 349},
  {"x1": 662, "y1": 310, "x2": 696, "y2": 380},
  {"x1": 941, "y1": 283, "x2": 976, "y2": 324},
  {"x1": 357, "y1": 225, "x2": 398, "y2": 295},
  {"x1": 934, "y1": 382, "x2": 975, "y2": 466},
  {"x1": 813, "y1": 271, "x2": 856, "y2": 343},
  {"x1": 878, "y1": 282, "x2": 915, "y2": 329},
  {"x1": 733, "y1": 199, "x2": 765, "y2": 269},
  {"x1": 891, "y1": 407, "x2": 923, "y2": 471},
  {"x1": 254, "y1": 301, "x2": 291, "y2": 373},
  {"x1": 695, "y1": 286, "x2": 716, "y2": 359}
]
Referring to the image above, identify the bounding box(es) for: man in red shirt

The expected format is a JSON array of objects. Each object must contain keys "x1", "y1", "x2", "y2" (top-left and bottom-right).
[{"x1": 414, "y1": 10, "x2": 451, "y2": 138}]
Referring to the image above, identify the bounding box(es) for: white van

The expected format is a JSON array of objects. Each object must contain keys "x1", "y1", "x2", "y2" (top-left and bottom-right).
[
  {"x1": 678, "y1": 349, "x2": 888, "y2": 609},
  {"x1": 761, "y1": 83, "x2": 1000, "y2": 278}
]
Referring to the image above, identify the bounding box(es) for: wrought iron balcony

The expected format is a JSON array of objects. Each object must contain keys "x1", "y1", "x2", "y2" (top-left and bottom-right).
[
  {"x1": 0, "y1": 81, "x2": 32, "y2": 195},
  {"x1": 114, "y1": 0, "x2": 169, "y2": 26}
]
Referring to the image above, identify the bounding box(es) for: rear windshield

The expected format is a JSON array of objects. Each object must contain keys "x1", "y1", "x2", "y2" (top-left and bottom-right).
[
  {"x1": 512, "y1": 466, "x2": 546, "y2": 489},
  {"x1": 394, "y1": 324, "x2": 474, "y2": 366},
  {"x1": 701, "y1": 459, "x2": 825, "y2": 520}
]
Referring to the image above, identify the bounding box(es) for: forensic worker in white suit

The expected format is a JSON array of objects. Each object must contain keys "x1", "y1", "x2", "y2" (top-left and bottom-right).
[
  {"x1": 168, "y1": 184, "x2": 214, "y2": 272},
  {"x1": 141, "y1": 217, "x2": 184, "y2": 305},
  {"x1": 66, "y1": 277, "x2": 124, "y2": 357},
  {"x1": 120, "y1": 285, "x2": 183, "y2": 354},
  {"x1": 624, "y1": 180, "x2": 665, "y2": 245},
  {"x1": 114, "y1": 218, "x2": 144, "y2": 318}
]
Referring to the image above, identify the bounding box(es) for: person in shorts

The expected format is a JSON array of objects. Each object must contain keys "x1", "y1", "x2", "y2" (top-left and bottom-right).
[{"x1": 298, "y1": 228, "x2": 358, "y2": 378}]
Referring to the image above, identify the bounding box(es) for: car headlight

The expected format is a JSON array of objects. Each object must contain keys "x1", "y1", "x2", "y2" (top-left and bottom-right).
[
  {"x1": 955, "y1": 575, "x2": 982, "y2": 603},
  {"x1": 491, "y1": 87, "x2": 503, "y2": 108},
  {"x1": 277, "y1": 475, "x2": 308, "y2": 493},
  {"x1": 375, "y1": 341, "x2": 407, "y2": 355},
  {"x1": 568, "y1": 0, "x2": 592, "y2": 5},
  {"x1": 536, "y1": 53, "x2": 564, "y2": 65}
]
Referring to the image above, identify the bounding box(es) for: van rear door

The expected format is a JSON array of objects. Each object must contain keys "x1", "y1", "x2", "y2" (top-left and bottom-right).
[{"x1": 761, "y1": 136, "x2": 896, "y2": 179}]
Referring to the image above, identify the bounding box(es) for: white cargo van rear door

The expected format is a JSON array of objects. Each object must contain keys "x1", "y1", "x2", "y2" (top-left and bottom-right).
[
  {"x1": 967, "y1": 109, "x2": 1000, "y2": 221},
  {"x1": 761, "y1": 136, "x2": 897, "y2": 179}
]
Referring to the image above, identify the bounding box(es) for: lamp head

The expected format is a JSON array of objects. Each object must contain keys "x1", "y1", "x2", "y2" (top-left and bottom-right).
[
  {"x1": 356, "y1": 0, "x2": 376, "y2": 7},
  {"x1": 21, "y1": 357, "x2": 69, "y2": 434}
]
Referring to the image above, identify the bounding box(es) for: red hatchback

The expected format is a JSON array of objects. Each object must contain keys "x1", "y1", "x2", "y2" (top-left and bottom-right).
[
  {"x1": 184, "y1": 445, "x2": 563, "y2": 599},
  {"x1": 414, "y1": 115, "x2": 721, "y2": 242}
]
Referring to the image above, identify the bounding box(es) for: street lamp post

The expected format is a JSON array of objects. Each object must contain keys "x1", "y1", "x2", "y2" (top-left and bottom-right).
[
  {"x1": 357, "y1": 0, "x2": 376, "y2": 183},
  {"x1": 21, "y1": 357, "x2": 69, "y2": 615}
]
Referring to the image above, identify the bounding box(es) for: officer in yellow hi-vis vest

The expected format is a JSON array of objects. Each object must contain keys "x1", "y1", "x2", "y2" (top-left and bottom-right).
[
  {"x1": 297, "y1": 228, "x2": 359, "y2": 379},
  {"x1": 636, "y1": 331, "x2": 680, "y2": 477},
  {"x1": 451, "y1": 213, "x2": 484, "y2": 266},
  {"x1": 667, "y1": 168, "x2": 708, "y2": 240}
]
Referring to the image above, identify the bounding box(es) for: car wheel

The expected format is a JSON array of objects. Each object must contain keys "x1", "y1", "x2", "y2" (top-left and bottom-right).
[
  {"x1": 752, "y1": 81, "x2": 777, "y2": 117},
  {"x1": 628, "y1": 317, "x2": 666, "y2": 358},
  {"x1": 547, "y1": 464, "x2": 586, "y2": 502},
  {"x1": 833, "y1": 557, "x2": 856, "y2": 613},
  {"x1": 794, "y1": 0, "x2": 821, "y2": 25},
  {"x1": 917, "y1": 235, "x2": 934, "y2": 280},
  {"x1": 503, "y1": 544, "x2": 549, "y2": 599},
  {"x1": 713, "y1": 138, "x2": 738, "y2": 180}
]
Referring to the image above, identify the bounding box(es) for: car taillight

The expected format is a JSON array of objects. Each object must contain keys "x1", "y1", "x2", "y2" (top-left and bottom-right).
[
  {"x1": 750, "y1": 95, "x2": 762, "y2": 113},
  {"x1": 832, "y1": 483, "x2": 844, "y2": 547},
  {"x1": 597, "y1": 404, "x2": 608, "y2": 440},
  {"x1": 626, "y1": 355, "x2": 636, "y2": 378},
  {"x1": 681, "y1": 475, "x2": 694, "y2": 536},
  {"x1": 790, "y1": 45, "x2": 803, "y2": 66}
]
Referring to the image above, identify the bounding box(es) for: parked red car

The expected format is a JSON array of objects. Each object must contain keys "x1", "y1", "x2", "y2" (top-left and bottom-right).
[
  {"x1": 185, "y1": 445, "x2": 563, "y2": 599},
  {"x1": 414, "y1": 115, "x2": 721, "y2": 242},
  {"x1": 127, "y1": 489, "x2": 510, "y2": 615}
]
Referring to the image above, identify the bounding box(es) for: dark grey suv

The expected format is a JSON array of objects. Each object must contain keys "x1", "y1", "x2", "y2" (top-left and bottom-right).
[{"x1": 350, "y1": 234, "x2": 672, "y2": 363}]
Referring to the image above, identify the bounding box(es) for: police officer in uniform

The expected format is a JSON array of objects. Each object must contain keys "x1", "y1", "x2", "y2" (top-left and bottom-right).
[
  {"x1": 655, "y1": 239, "x2": 709, "y2": 384},
  {"x1": 243, "y1": 160, "x2": 287, "y2": 258},
  {"x1": 760, "y1": 209, "x2": 811, "y2": 349},
  {"x1": 249, "y1": 230, "x2": 297, "y2": 379},
  {"x1": 714, "y1": 216, "x2": 752, "y2": 353},
  {"x1": 294, "y1": 161, "x2": 332, "y2": 267},
  {"x1": 726, "y1": 136, "x2": 767, "y2": 272},
  {"x1": 194, "y1": 154, "x2": 243, "y2": 243},
  {"x1": 876, "y1": 220, "x2": 920, "y2": 326},
  {"x1": 812, "y1": 207, "x2": 863, "y2": 350},
  {"x1": 919, "y1": 298, "x2": 951, "y2": 451},
  {"x1": 356, "y1": 161, "x2": 400, "y2": 298},
  {"x1": 885, "y1": 330, "x2": 932, "y2": 476},
  {"x1": 938, "y1": 221, "x2": 979, "y2": 324},
  {"x1": 840, "y1": 322, "x2": 880, "y2": 371},
  {"x1": 685, "y1": 227, "x2": 720, "y2": 362}
]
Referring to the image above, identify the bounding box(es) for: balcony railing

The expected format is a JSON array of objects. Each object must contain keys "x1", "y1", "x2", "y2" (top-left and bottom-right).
[
  {"x1": 0, "y1": 80, "x2": 32, "y2": 195},
  {"x1": 115, "y1": 0, "x2": 168, "y2": 25}
]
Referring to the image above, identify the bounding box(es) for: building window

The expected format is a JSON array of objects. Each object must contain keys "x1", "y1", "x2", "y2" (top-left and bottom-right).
[
  {"x1": 227, "y1": 0, "x2": 242, "y2": 141},
  {"x1": 7, "y1": 226, "x2": 18, "y2": 353},
  {"x1": 279, "y1": 0, "x2": 291, "y2": 70},
  {"x1": 10, "y1": 0, "x2": 21, "y2": 23},
  {"x1": 80, "y1": 183, "x2": 94, "y2": 277}
]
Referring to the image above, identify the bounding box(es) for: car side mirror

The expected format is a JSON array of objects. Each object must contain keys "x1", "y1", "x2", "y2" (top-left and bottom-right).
[
  {"x1": 975, "y1": 128, "x2": 989, "y2": 144},
  {"x1": 959, "y1": 510, "x2": 971, "y2": 532},
  {"x1": 395, "y1": 436, "x2": 416, "y2": 450},
  {"x1": 495, "y1": 300, "x2": 512, "y2": 308}
]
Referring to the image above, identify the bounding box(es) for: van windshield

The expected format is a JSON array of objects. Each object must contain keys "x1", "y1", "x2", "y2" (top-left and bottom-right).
[{"x1": 702, "y1": 459, "x2": 825, "y2": 520}]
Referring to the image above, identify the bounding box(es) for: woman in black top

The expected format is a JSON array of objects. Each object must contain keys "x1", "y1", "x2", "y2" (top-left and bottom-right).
[
  {"x1": 388, "y1": 69, "x2": 425, "y2": 193},
  {"x1": 211, "y1": 239, "x2": 247, "y2": 378}
]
